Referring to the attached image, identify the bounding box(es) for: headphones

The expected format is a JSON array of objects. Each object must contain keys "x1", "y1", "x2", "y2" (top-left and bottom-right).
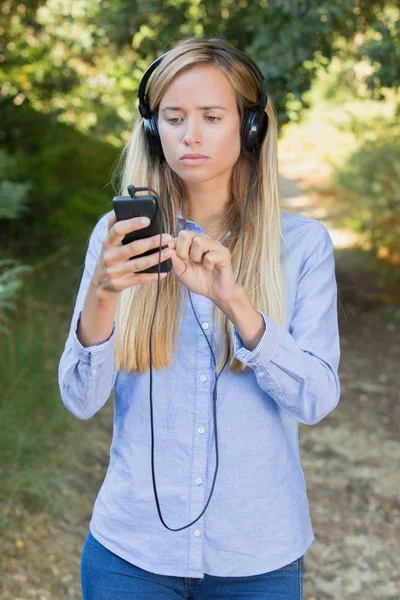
[
  {"x1": 137, "y1": 40, "x2": 265, "y2": 532},
  {"x1": 137, "y1": 39, "x2": 269, "y2": 158}
]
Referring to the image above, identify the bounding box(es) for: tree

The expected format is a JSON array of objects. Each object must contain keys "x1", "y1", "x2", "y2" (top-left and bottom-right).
[{"x1": 1, "y1": 0, "x2": 398, "y2": 140}]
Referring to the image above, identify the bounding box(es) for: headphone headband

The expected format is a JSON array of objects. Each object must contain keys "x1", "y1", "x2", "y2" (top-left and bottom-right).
[{"x1": 138, "y1": 42, "x2": 268, "y2": 119}]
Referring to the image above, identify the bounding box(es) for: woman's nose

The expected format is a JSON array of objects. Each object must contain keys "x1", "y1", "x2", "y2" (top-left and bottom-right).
[{"x1": 182, "y1": 118, "x2": 202, "y2": 146}]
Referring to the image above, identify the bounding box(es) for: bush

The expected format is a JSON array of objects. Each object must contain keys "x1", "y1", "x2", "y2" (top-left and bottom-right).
[
  {"x1": 281, "y1": 54, "x2": 400, "y2": 282},
  {"x1": 0, "y1": 150, "x2": 32, "y2": 334},
  {"x1": 333, "y1": 128, "x2": 400, "y2": 277},
  {"x1": 0, "y1": 100, "x2": 119, "y2": 257}
]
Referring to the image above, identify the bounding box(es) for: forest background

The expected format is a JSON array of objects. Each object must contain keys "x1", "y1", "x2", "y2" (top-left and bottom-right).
[{"x1": 0, "y1": 1, "x2": 399, "y2": 598}]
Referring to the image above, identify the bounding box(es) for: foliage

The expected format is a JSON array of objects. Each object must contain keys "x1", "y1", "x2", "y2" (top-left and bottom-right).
[
  {"x1": 355, "y1": 4, "x2": 400, "y2": 94},
  {"x1": 0, "y1": 100, "x2": 118, "y2": 255},
  {"x1": 1, "y1": 0, "x2": 142, "y2": 145},
  {"x1": 0, "y1": 151, "x2": 31, "y2": 219},
  {"x1": 97, "y1": 1, "x2": 400, "y2": 124},
  {"x1": 0, "y1": 261, "x2": 102, "y2": 514},
  {"x1": 334, "y1": 128, "x2": 400, "y2": 276},
  {"x1": 0, "y1": 150, "x2": 32, "y2": 335},
  {"x1": 280, "y1": 52, "x2": 400, "y2": 280},
  {"x1": 0, "y1": 259, "x2": 32, "y2": 334},
  {"x1": 1, "y1": 0, "x2": 398, "y2": 142}
]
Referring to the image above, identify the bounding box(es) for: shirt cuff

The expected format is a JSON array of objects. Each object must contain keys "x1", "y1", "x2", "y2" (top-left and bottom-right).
[
  {"x1": 71, "y1": 310, "x2": 116, "y2": 368},
  {"x1": 233, "y1": 311, "x2": 281, "y2": 368}
]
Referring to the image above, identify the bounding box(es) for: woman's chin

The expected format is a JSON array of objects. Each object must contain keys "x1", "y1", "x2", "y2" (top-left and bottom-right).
[{"x1": 174, "y1": 166, "x2": 218, "y2": 185}]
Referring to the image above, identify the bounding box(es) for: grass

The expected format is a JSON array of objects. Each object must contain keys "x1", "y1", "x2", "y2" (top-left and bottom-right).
[{"x1": 0, "y1": 243, "x2": 112, "y2": 518}]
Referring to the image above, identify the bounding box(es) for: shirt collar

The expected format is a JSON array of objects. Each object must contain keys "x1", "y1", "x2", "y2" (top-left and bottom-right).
[{"x1": 176, "y1": 212, "x2": 231, "y2": 245}]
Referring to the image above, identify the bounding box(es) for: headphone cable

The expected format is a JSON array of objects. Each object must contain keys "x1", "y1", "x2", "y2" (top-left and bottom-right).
[{"x1": 148, "y1": 159, "x2": 256, "y2": 531}]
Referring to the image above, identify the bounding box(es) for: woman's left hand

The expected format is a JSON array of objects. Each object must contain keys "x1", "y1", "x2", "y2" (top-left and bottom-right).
[{"x1": 167, "y1": 230, "x2": 240, "y2": 307}]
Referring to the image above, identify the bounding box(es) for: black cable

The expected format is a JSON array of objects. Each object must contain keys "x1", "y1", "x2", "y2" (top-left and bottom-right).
[{"x1": 146, "y1": 158, "x2": 256, "y2": 531}]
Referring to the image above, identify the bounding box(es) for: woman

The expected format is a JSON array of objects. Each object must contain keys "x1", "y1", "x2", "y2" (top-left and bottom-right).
[{"x1": 59, "y1": 37, "x2": 340, "y2": 600}]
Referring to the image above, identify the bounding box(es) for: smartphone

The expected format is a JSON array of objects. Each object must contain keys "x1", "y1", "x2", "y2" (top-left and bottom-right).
[{"x1": 112, "y1": 189, "x2": 172, "y2": 274}]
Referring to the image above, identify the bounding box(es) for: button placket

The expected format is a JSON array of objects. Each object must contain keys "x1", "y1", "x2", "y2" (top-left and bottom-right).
[{"x1": 186, "y1": 299, "x2": 212, "y2": 574}]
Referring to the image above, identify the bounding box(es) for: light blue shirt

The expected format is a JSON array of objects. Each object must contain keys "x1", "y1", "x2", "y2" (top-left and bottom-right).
[{"x1": 58, "y1": 209, "x2": 340, "y2": 578}]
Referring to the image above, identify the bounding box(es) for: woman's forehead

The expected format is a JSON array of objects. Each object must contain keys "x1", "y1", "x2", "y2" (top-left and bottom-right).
[{"x1": 159, "y1": 64, "x2": 236, "y2": 108}]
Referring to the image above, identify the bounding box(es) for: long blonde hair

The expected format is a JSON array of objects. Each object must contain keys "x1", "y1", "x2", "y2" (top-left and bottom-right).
[{"x1": 113, "y1": 38, "x2": 284, "y2": 374}]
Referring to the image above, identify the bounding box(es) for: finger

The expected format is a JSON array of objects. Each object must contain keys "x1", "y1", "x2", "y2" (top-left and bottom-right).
[
  {"x1": 122, "y1": 233, "x2": 172, "y2": 260},
  {"x1": 175, "y1": 230, "x2": 196, "y2": 262},
  {"x1": 119, "y1": 271, "x2": 168, "y2": 288},
  {"x1": 107, "y1": 252, "x2": 170, "y2": 282},
  {"x1": 122, "y1": 247, "x2": 173, "y2": 275},
  {"x1": 166, "y1": 237, "x2": 177, "y2": 250},
  {"x1": 202, "y1": 248, "x2": 231, "y2": 272},
  {"x1": 189, "y1": 235, "x2": 218, "y2": 263},
  {"x1": 108, "y1": 211, "x2": 117, "y2": 232},
  {"x1": 107, "y1": 216, "x2": 151, "y2": 247},
  {"x1": 170, "y1": 249, "x2": 188, "y2": 279},
  {"x1": 103, "y1": 232, "x2": 172, "y2": 267},
  {"x1": 130, "y1": 271, "x2": 168, "y2": 284}
]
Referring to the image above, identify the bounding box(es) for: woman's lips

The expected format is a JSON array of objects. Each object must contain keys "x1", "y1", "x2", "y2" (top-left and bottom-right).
[{"x1": 180, "y1": 155, "x2": 209, "y2": 165}]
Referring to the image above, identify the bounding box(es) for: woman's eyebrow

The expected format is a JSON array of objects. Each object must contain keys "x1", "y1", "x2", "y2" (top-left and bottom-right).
[
  {"x1": 198, "y1": 105, "x2": 227, "y2": 111},
  {"x1": 160, "y1": 105, "x2": 227, "y2": 112}
]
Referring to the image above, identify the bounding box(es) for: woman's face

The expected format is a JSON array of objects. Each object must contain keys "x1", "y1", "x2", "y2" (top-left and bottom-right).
[{"x1": 157, "y1": 64, "x2": 241, "y2": 186}]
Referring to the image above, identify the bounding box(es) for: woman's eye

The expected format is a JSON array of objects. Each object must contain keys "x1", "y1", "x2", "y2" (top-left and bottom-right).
[{"x1": 165, "y1": 115, "x2": 220, "y2": 124}]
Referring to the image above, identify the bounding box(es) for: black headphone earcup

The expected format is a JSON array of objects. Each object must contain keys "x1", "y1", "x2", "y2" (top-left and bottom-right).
[
  {"x1": 242, "y1": 109, "x2": 268, "y2": 152},
  {"x1": 143, "y1": 115, "x2": 164, "y2": 159}
]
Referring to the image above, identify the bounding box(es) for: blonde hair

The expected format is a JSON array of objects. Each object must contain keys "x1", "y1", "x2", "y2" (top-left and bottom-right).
[{"x1": 113, "y1": 38, "x2": 284, "y2": 374}]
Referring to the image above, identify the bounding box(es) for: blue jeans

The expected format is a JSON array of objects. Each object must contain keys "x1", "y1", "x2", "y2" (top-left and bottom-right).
[{"x1": 81, "y1": 530, "x2": 303, "y2": 599}]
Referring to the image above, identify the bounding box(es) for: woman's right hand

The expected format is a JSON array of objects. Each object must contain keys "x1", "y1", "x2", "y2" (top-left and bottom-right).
[{"x1": 91, "y1": 212, "x2": 173, "y2": 299}]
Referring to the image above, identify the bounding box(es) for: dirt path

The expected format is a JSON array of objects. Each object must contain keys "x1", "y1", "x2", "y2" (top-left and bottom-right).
[
  {"x1": 280, "y1": 155, "x2": 400, "y2": 600},
  {"x1": 2, "y1": 161, "x2": 399, "y2": 599}
]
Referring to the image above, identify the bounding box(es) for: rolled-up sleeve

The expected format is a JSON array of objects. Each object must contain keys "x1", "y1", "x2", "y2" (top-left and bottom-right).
[
  {"x1": 233, "y1": 223, "x2": 340, "y2": 425},
  {"x1": 58, "y1": 212, "x2": 118, "y2": 420}
]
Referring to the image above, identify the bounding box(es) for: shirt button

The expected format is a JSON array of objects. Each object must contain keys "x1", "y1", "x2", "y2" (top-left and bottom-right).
[
  {"x1": 197, "y1": 426, "x2": 205, "y2": 434},
  {"x1": 199, "y1": 374, "x2": 207, "y2": 382},
  {"x1": 202, "y1": 322, "x2": 209, "y2": 330},
  {"x1": 193, "y1": 529, "x2": 201, "y2": 537},
  {"x1": 90, "y1": 369, "x2": 98, "y2": 375},
  {"x1": 195, "y1": 477, "x2": 203, "y2": 485},
  {"x1": 257, "y1": 371, "x2": 264, "y2": 378}
]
